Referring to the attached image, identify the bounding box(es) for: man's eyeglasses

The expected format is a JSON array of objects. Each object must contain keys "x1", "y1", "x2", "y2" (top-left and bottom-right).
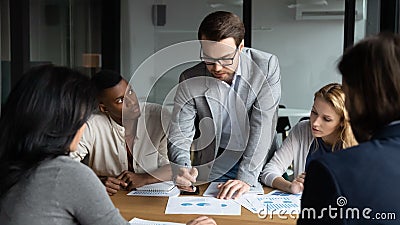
[{"x1": 200, "y1": 47, "x2": 239, "y2": 67}]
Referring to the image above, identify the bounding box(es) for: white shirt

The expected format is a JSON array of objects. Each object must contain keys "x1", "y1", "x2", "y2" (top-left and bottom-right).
[
  {"x1": 260, "y1": 120, "x2": 314, "y2": 187},
  {"x1": 70, "y1": 102, "x2": 170, "y2": 177},
  {"x1": 219, "y1": 59, "x2": 246, "y2": 151}
]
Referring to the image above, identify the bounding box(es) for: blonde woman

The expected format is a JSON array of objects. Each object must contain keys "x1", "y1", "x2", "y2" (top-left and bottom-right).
[{"x1": 260, "y1": 83, "x2": 357, "y2": 194}]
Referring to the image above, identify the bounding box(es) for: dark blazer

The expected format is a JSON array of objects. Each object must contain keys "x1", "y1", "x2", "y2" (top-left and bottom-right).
[{"x1": 298, "y1": 122, "x2": 400, "y2": 225}]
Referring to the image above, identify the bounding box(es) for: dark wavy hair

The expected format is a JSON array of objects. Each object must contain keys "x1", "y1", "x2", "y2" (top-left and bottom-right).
[
  {"x1": 0, "y1": 65, "x2": 97, "y2": 198},
  {"x1": 338, "y1": 32, "x2": 400, "y2": 142},
  {"x1": 198, "y1": 11, "x2": 245, "y2": 47}
]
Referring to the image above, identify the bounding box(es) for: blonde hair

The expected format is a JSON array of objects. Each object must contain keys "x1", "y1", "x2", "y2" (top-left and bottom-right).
[{"x1": 314, "y1": 83, "x2": 358, "y2": 150}]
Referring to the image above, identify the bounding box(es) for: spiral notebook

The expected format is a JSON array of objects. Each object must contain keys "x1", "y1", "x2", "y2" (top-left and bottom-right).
[
  {"x1": 135, "y1": 181, "x2": 175, "y2": 192},
  {"x1": 127, "y1": 181, "x2": 180, "y2": 197}
]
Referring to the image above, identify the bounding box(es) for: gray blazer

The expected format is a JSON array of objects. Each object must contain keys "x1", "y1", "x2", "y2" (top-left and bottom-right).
[{"x1": 168, "y1": 47, "x2": 281, "y2": 186}]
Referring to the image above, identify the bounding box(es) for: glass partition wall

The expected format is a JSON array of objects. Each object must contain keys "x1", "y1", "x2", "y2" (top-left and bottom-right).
[
  {"x1": 121, "y1": 0, "x2": 244, "y2": 104},
  {"x1": 2, "y1": 0, "x2": 392, "y2": 114},
  {"x1": 1, "y1": 0, "x2": 11, "y2": 111},
  {"x1": 2, "y1": 0, "x2": 104, "y2": 107},
  {"x1": 122, "y1": 0, "x2": 376, "y2": 112},
  {"x1": 252, "y1": 0, "x2": 368, "y2": 126},
  {"x1": 29, "y1": 0, "x2": 102, "y2": 75}
]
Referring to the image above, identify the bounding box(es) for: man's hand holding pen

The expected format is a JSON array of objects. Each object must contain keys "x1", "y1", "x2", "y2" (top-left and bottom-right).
[{"x1": 175, "y1": 165, "x2": 198, "y2": 192}]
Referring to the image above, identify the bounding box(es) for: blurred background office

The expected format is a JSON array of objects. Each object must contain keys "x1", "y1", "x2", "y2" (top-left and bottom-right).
[{"x1": 1, "y1": 0, "x2": 398, "y2": 126}]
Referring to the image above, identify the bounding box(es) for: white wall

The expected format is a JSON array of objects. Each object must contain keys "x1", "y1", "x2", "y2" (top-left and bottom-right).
[
  {"x1": 121, "y1": 0, "x2": 155, "y2": 77},
  {"x1": 121, "y1": 0, "x2": 156, "y2": 100},
  {"x1": 121, "y1": 0, "x2": 367, "y2": 120},
  {"x1": 253, "y1": 0, "x2": 343, "y2": 113},
  {"x1": 252, "y1": 0, "x2": 366, "y2": 124},
  {"x1": 153, "y1": 0, "x2": 242, "y2": 51},
  {"x1": 121, "y1": 0, "x2": 242, "y2": 103}
]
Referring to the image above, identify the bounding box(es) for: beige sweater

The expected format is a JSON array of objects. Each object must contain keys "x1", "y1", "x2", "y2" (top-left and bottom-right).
[{"x1": 70, "y1": 102, "x2": 170, "y2": 177}]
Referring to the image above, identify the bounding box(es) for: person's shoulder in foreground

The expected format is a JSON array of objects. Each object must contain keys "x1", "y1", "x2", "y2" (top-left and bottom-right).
[
  {"x1": 299, "y1": 130, "x2": 400, "y2": 225},
  {"x1": 1, "y1": 156, "x2": 128, "y2": 225}
]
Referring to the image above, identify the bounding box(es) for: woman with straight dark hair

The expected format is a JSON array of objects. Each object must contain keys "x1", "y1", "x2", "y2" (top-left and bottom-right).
[
  {"x1": 298, "y1": 33, "x2": 400, "y2": 224},
  {"x1": 0, "y1": 65, "x2": 215, "y2": 225},
  {"x1": 0, "y1": 65, "x2": 130, "y2": 225}
]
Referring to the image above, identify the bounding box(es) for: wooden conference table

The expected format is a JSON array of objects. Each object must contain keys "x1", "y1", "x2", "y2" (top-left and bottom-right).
[{"x1": 111, "y1": 184, "x2": 298, "y2": 225}]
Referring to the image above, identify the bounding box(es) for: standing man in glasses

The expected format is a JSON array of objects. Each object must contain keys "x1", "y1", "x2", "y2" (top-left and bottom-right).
[{"x1": 168, "y1": 11, "x2": 281, "y2": 199}]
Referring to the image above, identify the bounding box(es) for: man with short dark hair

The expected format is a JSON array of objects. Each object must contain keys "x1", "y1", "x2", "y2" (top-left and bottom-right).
[
  {"x1": 71, "y1": 70, "x2": 171, "y2": 195},
  {"x1": 168, "y1": 11, "x2": 281, "y2": 199}
]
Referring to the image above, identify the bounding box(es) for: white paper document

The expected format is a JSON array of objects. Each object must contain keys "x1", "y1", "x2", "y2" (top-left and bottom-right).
[
  {"x1": 165, "y1": 196, "x2": 241, "y2": 215},
  {"x1": 129, "y1": 217, "x2": 185, "y2": 225},
  {"x1": 260, "y1": 190, "x2": 301, "y2": 214},
  {"x1": 203, "y1": 182, "x2": 264, "y2": 197},
  {"x1": 236, "y1": 190, "x2": 301, "y2": 214},
  {"x1": 235, "y1": 194, "x2": 265, "y2": 213}
]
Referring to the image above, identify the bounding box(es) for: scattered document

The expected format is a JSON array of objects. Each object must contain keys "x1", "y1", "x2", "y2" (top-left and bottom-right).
[
  {"x1": 257, "y1": 190, "x2": 301, "y2": 214},
  {"x1": 203, "y1": 182, "x2": 264, "y2": 197},
  {"x1": 127, "y1": 181, "x2": 180, "y2": 197},
  {"x1": 165, "y1": 196, "x2": 241, "y2": 215},
  {"x1": 235, "y1": 194, "x2": 265, "y2": 213},
  {"x1": 235, "y1": 190, "x2": 301, "y2": 214},
  {"x1": 129, "y1": 217, "x2": 185, "y2": 225}
]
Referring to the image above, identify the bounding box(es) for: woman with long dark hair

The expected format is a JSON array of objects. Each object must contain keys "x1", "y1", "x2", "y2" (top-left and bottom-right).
[{"x1": 0, "y1": 65, "x2": 130, "y2": 224}]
